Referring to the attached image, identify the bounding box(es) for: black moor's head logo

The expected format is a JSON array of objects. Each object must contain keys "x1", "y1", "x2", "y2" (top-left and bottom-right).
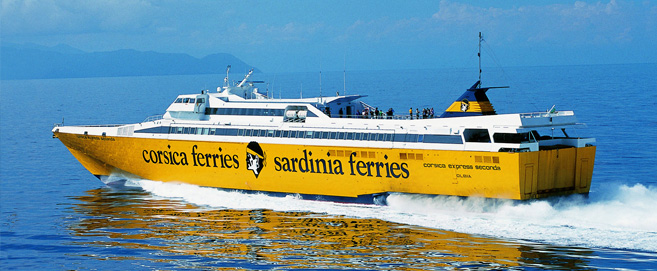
[
  {"x1": 460, "y1": 99, "x2": 470, "y2": 112},
  {"x1": 246, "y1": 141, "x2": 266, "y2": 178}
]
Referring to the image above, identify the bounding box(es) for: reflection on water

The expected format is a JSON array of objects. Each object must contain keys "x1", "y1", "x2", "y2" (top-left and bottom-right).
[{"x1": 68, "y1": 187, "x2": 597, "y2": 270}]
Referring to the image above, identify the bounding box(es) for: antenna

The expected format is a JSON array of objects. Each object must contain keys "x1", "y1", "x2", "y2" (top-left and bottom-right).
[
  {"x1": 300, "y1": 83, "x2": 303, "y2": 99},
  {"x1": 343, "y1": 54, "x2": 346, "y2": 96},
  {"x1": 224, "y1": 65, "x2": 231, "y2": 87},
  {"x1": 319, "y1": 70, "x2": 322, "y2": 99},
  {"x1": 478, "y1": 32, "x2": 482, "y2": 88}
]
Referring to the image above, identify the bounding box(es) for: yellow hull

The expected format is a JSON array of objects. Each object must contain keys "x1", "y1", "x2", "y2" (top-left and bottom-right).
[{"x1": 55, "y1": 132, "x2": 595, "y2": 201}]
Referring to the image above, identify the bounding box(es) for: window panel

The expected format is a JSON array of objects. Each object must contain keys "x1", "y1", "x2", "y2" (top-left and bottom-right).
[{"x1": 464, "y1": 129, "x2": 491, "y2": 143}]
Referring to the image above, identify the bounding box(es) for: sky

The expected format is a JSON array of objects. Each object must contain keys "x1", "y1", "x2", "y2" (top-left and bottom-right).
[{"x1": 2, "y1": 0, "x2": 656, "y2": 72}]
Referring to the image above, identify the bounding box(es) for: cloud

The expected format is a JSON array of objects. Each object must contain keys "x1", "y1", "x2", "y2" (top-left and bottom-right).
[
  {"x1": 336, "y1": 0, "x2": 640, "y2": 45},
  {"x1": 428, "y1": 0, "x2": 650, "y2": 45},
  {"x1": 1, "y1": 0, "x2": 156, "y2": 36},
  {"x1": 2, "y1": 0, "x2": 654, "y2": 71},
  {"x1": 211, "y1": 21, "x2": 330, "y2": 47},
  {"x1": 431, "y1": 1, "x2": 507, "y2": 25}
]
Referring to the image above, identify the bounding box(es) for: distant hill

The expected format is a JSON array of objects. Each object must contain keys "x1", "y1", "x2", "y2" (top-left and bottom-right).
[{"x1": 0, "y1": 43, "x2": 260, "y2": 80}]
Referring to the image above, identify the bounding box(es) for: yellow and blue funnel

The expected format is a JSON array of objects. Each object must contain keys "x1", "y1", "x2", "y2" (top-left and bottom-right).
[{"x1": 441, "y1": 81, "x2": 504, "y2": 118}]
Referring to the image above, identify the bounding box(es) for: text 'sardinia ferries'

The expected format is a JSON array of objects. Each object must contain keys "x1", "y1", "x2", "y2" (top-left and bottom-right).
[{"x1": 53, "y1": 68, "x2": 596, "y2": 204}]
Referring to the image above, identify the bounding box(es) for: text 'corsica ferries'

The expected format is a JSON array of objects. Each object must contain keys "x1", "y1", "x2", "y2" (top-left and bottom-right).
[{"x1": 53, "y1": 60, "x2": 596, "y2": 204}]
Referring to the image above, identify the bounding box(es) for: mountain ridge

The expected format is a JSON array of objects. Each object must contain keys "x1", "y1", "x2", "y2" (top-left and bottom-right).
[{"x1": 1, "y1": 43, "x2": 260, "y2": 80}]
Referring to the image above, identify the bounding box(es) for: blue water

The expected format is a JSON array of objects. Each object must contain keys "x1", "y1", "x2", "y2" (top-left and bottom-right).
[{"x1": 2, "y1": 64, "x2": 657, "y2": 270}]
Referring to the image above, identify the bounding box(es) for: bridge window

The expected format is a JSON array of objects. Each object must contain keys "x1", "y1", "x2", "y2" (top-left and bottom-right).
[
  {"x1": 493, "y1": 132, "x2": 531, "y2": 143},
  {"x1": 464, "y1": 129, "x2": 491, "y2": 143}
]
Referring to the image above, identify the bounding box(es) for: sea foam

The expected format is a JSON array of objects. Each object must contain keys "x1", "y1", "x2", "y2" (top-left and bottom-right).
[{"x1": 126, "y1": 179, "x2": 657, "y2": 252}]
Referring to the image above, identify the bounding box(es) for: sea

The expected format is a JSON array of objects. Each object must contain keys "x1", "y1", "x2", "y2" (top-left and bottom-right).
[{"x1": 1, "y1": 63, "x2": 657, "y2": 270}]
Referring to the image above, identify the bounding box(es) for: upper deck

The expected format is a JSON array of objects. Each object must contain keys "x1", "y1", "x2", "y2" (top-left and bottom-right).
[{"x1": 52, "y1": 68, "x2": 594, "y2": 154}]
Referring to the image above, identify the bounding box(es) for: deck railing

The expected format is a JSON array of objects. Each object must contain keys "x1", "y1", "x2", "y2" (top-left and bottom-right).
[
  {"x1": 143, "y1": 114, "x2": 164, "y2": 122},
  {"x1": 329, "y1": 114, "x2": 438, "y2": 120},
  {"x1": 519, "y1": 111, "x2": 574, "y2": 119}
]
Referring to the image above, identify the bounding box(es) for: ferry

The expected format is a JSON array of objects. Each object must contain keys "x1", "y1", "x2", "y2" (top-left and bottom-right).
[{"x1": 52, "y1": 44, "x2": 595, "y2": 205}]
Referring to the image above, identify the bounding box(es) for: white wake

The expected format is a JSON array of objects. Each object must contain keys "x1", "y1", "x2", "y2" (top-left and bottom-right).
[{"x1": 125, "y1": 179, "x2": 657, "y2": 252}]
